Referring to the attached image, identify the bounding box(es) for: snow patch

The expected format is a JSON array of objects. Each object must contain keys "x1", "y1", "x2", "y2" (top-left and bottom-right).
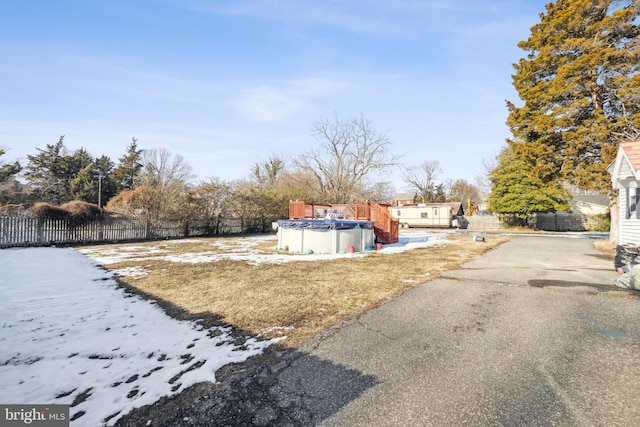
[{"x1": 0, "y1": 248, "x2": 274, "y2": 426}]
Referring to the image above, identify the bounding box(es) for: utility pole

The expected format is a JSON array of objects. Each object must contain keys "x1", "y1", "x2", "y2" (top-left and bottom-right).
[{"x1": 98, "y1": 173, "x2": 103, "y2": 209}]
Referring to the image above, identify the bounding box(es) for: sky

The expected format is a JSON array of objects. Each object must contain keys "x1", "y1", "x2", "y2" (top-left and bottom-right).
[
  {"x1": 0, "y1": 231, "x2": 448, "y2": 425},
  {"x1": 0, "y1": 0, "x2": 549, "y2": 191}
]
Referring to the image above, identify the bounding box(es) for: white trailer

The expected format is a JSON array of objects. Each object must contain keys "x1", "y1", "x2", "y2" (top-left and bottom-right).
[{"x1": 389, "y1": 204, "x2": 461, "y2": 228}]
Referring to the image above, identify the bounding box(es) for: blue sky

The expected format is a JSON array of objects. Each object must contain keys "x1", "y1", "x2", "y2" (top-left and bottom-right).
[{"x1": 0, "y1": 0, "x2": 549, "y2": 191}]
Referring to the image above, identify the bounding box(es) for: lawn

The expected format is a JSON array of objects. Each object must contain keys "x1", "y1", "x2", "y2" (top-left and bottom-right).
[{"x1": 78, "y1": 231, "x2": 513, "y2": 346}]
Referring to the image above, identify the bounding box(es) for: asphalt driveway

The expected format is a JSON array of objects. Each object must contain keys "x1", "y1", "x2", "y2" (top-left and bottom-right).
[
  {"x1": 313, "y1": 235, "x2": 640, "y2": 426},
  {"x1": 119, "y1": 234, "x2": 640, "y2": 427}
]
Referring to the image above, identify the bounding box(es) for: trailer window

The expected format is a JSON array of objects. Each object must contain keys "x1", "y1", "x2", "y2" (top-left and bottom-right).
[
  {"x1": 421, "y1": 212, "x2": 428, "y2": 218},
  {"x1": 396, "y1": 210, "x2": 401, "y2": 216}
]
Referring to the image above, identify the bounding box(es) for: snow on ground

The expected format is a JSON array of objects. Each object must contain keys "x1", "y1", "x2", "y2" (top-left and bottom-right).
[
  {"x1": 0, "y1": 230, "x2": 450, "y2": 426},
  {"x1": 0, "y1": 248, "x2": 275, "y2": 426},
  {"x1": 78, "y1": 229, "x2": 452, "y2": 273}
]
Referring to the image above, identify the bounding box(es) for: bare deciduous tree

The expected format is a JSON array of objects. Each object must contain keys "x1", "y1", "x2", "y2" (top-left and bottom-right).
[
  {"x1": 187, "y1": 177, "x2": 233, "y2": 218},
  {"x1": 295, "y1": 114, "x2": 400, "y2": 203},
  {"x1": 251, "y1": 154, "x2": 287, "y2": 189},
  {"x1": 475, "y1": 154, "x2": 498, "y2": 202},
  {"x1": 402, "y1": 160, "x2": 442, "y2": 203},
  {"x1": 135, "y1": 147, "x2": 195, "y2": 217},
  {"x1": 445, "y1": 179, "x2": 481, "y2": 206},
  {"x1": 137, "y1": 148, "x2": 194, "y2": 190}
]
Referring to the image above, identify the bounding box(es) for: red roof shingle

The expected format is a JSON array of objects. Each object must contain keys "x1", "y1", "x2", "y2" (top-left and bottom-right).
[{"x1": 621, "y1": 140, "x2": 640, "y2": 170}]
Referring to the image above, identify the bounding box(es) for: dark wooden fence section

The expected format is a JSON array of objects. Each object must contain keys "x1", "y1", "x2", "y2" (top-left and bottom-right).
[
  {"x1": 527, "y1": 212, "x2": 606, "y2": 232},
  {"x1": 0, "y1": 215, "x2": 277, "y2": 248}
]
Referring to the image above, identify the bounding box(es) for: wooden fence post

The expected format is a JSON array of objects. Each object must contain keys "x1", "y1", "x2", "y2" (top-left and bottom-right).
[{"x1": 37, "y1": 218, "x2": 44, "y2": 244}]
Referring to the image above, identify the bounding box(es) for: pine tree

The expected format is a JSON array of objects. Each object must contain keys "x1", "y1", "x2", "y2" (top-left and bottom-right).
[
  {"x1": 487, "y1": 149, "x2": 571, "y2": 218},
  {"x1": 0, "y1": 148, "x2": 23, "y2": 205},
  {"x1": 69, "y1": 164, "x2": 96, "y2": 202},
  {"x1": 0, "y1": 148, "x2": 21, "y2": 183},
  {"x1": 25, "y1": 136, "x2": 69, "y2": 204},
  {"x1": 112, "y1": 138, "x2": 143, "y2": 192},
  {"x1": 94, "y1": 155, "x2": 116, "y2": 207},
  {"x1": 506, "y1": 0, "x2": 640, "y2": 192}
]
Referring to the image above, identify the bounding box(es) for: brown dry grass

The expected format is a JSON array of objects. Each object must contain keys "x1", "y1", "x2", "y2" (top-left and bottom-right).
[
  {"x1": 593, "y1": 239, "x2": 616, "y2": 259},
  {"x1": 88, "y1": 233, "x2": 512, "y2": 347}
]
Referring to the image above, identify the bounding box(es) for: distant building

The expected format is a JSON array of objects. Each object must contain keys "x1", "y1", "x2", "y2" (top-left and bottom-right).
[
  {"x1": 443, "y1": 202, "x2": 465, "y2": 217},
  {"x1": 391, "y1": 192, "x2": 417, "y2": 207},
  {"x1": 388, "y1": 202, "x2": 464, "y2": 228},
  {"x1": 570, "y1": 195, "x2": 609, "y2": 216}
]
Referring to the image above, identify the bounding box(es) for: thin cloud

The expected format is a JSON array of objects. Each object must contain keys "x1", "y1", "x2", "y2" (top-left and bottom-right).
[
  {"x1": 178, "y1": 0, "x2": 469, "y2": 37},
  {"x1": 234, "y1": 77, "x2": 345, "y2": 122},
  {"x1": 1, "y1": 0, "x2": 551, "y2": 187}
]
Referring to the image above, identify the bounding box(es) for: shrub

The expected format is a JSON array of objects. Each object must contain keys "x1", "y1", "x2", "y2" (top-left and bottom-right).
[
  {"x1": 588, "y1": 213, "x2": 611, "y2": 232},
  {"x1": 30, "y1": 202, "x2": 70, "y2": 221},
  {"x1": 30, "y1": 201, "x2": 103, "y2": 226},
  {"x1": 60, "y1": 201, "x2": 102, "y2": 223},
  {"x1": 105, "y1": 186, "x2": 158, "y2": 217}
]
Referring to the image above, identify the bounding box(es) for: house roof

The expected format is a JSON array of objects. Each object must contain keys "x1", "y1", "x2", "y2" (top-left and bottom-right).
[
  {"x1": 621, "y1": 140, "x2": 640, "y2": 170},
  {"x1": 393, "y1": 192, "x2": 417, "y2": 200},
  {"x1": 572, "y1": 195, "x2": 609, "y2": 207},
  {"x1": 443, "y1": 202, "x2": 464, "y2": 214},
  {"x1": 611, "y1": 140, "x2": 640, "y2": 187}
]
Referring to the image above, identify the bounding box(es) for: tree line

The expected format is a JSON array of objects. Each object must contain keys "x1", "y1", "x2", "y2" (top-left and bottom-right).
[
  {"x1": 3, "y1": 2, "x2": 638, "y2": 229},
  {"x1": 487, "y1": 0, "x2": 640, "y2": 227},
  {"x1": 0, "y1": 114, "x2": 481, "y2": 221}
]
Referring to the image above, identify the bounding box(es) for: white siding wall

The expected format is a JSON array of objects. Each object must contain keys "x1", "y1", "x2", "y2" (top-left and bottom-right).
[
  {"x1": 620, "y1": 159, "x2": 633, "y2": 177},
  {"x1": 619, "y1": 187, "x2": 640, "y2": 245}
]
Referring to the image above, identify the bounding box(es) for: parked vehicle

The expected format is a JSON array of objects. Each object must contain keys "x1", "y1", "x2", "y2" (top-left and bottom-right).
[{"x1": 389, "y1": 203, "x2": 464, "y2": 228}]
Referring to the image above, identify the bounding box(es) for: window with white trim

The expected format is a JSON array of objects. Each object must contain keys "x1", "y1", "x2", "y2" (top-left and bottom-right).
[{"x1": 626, "y1": 186, "x2": 640, "y2": 219}]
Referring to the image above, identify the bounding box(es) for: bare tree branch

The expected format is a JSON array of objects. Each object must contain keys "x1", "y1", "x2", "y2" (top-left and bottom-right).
[
  {"x1": 402, "y1": 160, "x2": 442, "y2": 203},
  {"x1": 294, "y1": 114, "x2": 400, "y2": 203}
]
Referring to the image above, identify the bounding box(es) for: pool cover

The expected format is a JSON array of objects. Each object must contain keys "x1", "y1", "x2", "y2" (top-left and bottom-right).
[{"x1": 277, "y1": 219, "x2": 374, "y2": 232}]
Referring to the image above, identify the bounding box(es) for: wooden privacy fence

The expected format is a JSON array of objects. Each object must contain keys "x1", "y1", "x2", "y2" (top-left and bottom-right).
[
  {"x1": 464, "y1": 213, "x2": 608, "y2": 232},
  {"x1": 528, "y1": 212, "x2": 602, "y2": 232},
  {"x1": 288, "y1": 200, "x2": 399, "y2": 243},
  {"x1": 0, "y1": 215, "x2": 277, "y2": 248}
]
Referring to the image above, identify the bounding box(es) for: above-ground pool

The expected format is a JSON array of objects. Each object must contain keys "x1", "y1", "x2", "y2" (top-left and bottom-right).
[{"x1": 277, "y1": 219, "x2": 376, "y2": 254}]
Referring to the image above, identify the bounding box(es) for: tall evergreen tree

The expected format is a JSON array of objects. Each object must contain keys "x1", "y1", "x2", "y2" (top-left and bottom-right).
[
  {"x1": 0, "y1": 148, "x2": 21, "y2": 183},
  {"x1": 0, "y1": 148, "x2": 23, "y2": 205},
  {"x1": 65, "y1": 148, "x2": 93, "y2": 180},
  {"x1": 67, "y1": 155, "x2": 115, "y2": 206},
  {"x1": 94, "y1": 155, "x2": 116, "y2": 207},
  {"x1": 112, "y1": 138, "x2": 143, "y2": 192},
  {"x1": 487, "y1": 148, "x2": 570, "y2": 219},
  {"x1": 25, "y1": 136, "x2": 69, "y2": 204},
  {"x1": 69, "y1": 163, "x2": 96, "y2": 202},
  {"x1": 505, "y1": 0, "x2": 640, "y2": 192}
]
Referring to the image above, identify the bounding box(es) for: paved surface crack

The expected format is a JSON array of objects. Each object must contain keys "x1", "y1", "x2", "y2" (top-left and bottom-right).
[{"x1": 355, "y1": 320, "x2": 397, "y2": 341}]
